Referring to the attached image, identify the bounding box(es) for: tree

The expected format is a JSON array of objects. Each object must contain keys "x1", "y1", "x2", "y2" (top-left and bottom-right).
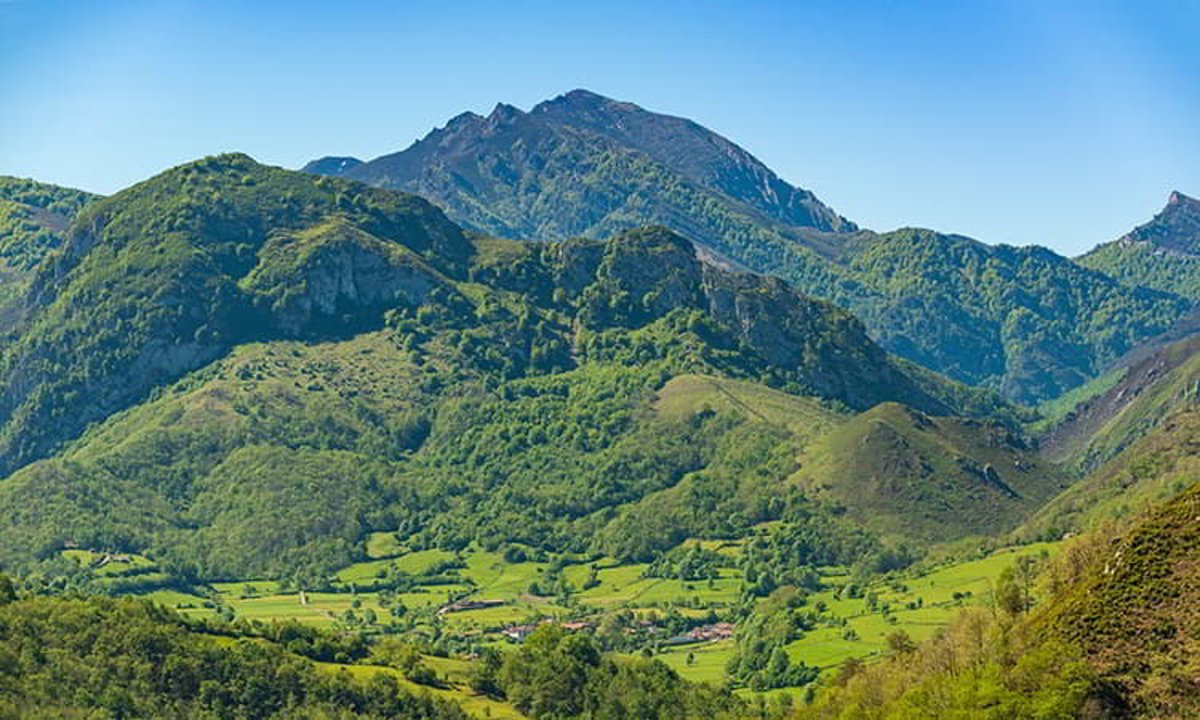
[
  {"x1": 0, "y1": 573, "x2": 16, "y2": 605},
  {"x1": 886, "y1": 630, "x2": 917, "y2": 655},
  {"x1": 996, "y1": 567, "x2": 1025, "y2": 616},
  {"x1": 469, "y1": 648, "x2": 503, "y2": 697},
  {"x1": 500, "y1": 625, "x2": 599, "y2": 718}
]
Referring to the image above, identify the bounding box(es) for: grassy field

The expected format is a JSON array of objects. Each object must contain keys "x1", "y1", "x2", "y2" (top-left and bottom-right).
[
  {"x1": 317, "y1": 660, "x2": 524, "y2": 719},
  {"x1": 61, "y1": 549, "x2": 156, "y2": 576},
  {"x1": 108, "y1": 534, "x2": 1064, "y2": 709},
  {"x1": 650, "y1": 639, "x2": 736, "y2": 684},
  {"x1": 365, "y1": 531, "x2": 405, "y2": 559},
  {"x1": 780, "y1": 541, "x2": 1061, "y2": 674},
  {"x1": 655, "y1": 374, "x2": 843, "y2": 444},
  {"x1": 335, "y1": 549, "x2": 457, "y2": 585}
]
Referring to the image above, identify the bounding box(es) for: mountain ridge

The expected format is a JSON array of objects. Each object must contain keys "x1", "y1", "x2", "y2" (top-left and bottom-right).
[{"x1": 305, "y1": 90, "x2": 1193, "y2": 404}]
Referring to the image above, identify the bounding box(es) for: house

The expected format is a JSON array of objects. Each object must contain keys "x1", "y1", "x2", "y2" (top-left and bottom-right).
[
  {"x1": 501, "y1": 619, "x2": 593, "y2": 642},
  {"x1": 502, "y1": 624, "x2": 538, "y2": 641},
  {"x1": 687, "y1": 622, "x2": 735, "y2": 642}
]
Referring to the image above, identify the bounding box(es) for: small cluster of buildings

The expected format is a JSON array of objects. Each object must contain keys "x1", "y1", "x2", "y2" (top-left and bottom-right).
[
  {"x1": 501, "y1": 619, "x2": 594, "y2": 641},
  {"x1": 663, "y1": 622, "x2": 736, "y2": 646}
]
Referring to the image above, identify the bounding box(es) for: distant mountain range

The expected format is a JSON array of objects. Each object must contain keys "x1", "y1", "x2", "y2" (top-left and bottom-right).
[{"x1": 306, "y1": 90, "x2": 1194, "y2": 404}]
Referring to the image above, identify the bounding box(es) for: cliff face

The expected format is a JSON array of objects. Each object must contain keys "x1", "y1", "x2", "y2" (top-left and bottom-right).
[
  {"x1": 557, "y1": 226, "x2": 947, "y2": 413},
  {"x1": 242, "y1": 220, "x2": 451, "y2": 335}
]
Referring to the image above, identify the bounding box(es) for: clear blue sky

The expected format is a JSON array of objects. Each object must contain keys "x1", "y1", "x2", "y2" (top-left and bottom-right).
[{"x1": 1, "y1": 0, "x2": 1196, "y2": 255}]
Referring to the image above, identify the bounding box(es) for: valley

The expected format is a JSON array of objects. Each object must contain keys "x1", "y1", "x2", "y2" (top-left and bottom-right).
[{"x1": 0, "y1": 75, "x2": 1198, "y2": 720}]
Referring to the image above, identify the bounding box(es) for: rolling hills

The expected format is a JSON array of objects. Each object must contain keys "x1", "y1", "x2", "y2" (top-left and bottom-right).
[{"x1": 0, "y1": 154, "x2": 1057, "y2": 588}]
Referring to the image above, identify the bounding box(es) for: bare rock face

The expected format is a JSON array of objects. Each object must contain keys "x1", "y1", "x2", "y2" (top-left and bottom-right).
[
  {"x1": 1125, "y1": 191, "x2": 1200, "y2": 255},
  {"x1": 243, "y1": 220, "x2": 449, "y2": 335}
]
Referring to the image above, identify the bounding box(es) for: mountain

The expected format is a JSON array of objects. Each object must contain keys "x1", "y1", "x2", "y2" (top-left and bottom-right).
[
  {"x1": 308, "y1": 91, "x2": 1190, "y2": 404},
  {"x1": 0, "y1": 154, "x2": 1048, "y2": 583},
  {"x1": 0, "y1": 154, "x2": 471, "y2": 478},
  {"x1": 844, "y1": 228, "x2": 1187, "y2": 403},
  {"x1": 1079, "y1": 191, "x2": 1200, "y2": 301},
  {"x1": 315, "y1": 89, "x2": 855, "y2": 239},
  {"x1": 0, "y1": 151, "x2": 1041, "y2": 573}
]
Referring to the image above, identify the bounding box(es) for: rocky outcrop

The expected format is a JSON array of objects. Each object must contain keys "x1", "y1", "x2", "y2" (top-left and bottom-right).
[{"x1": 243, "y1": 221, "x2": 450, "y2": 335}]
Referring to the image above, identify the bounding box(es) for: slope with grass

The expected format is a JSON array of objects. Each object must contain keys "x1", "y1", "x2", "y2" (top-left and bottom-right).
[
  {"x1": 1038, "y1": 481, "x2": 1200, "y2": 718},
  {"x1": 796, "y1": 402, "x2": 1068, "y2": 542},
  {"x1": 1022, "y1": 410, "x2": 1200, "y2": 541},
  {"x1": 808, "y1": 416, "x2": 1200, "y2": 719},
  {"x1": 1039, "y1": 333, "x2": 1200, "y2": 472}
]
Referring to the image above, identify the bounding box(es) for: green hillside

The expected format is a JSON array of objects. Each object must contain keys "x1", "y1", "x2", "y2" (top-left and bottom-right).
[
  {"x1": 1040, "y1": 482, "x2": 1200, "y2": 717},
  {"x1": 1, "y1": 152, "x2": 1186, "y2": 717},
  {"x1": 1022, "y1": 410, "x2": 1200, "y2": 541},
  {"x1": 805, "y1": 399, "x2": 1200, "y2": 719},
  {"x1": 0, "y1": 154, "x2": 988, "y2": 482},
  {"x1": 845, "y1": 228, "x2": 1187, "y2": 404},
  {"x1": 797, "y1": 402, "x2": 1068, "y2": 542},
  {"x1": 0, "y1": 154, "x2": 470, "y2": 477},
  {"x1": 0, "y1": 155, "x2": 1043, "y2": 589},
  {"x1": 1039, "y1": 334, "x2": 1200, "y2": 473}
]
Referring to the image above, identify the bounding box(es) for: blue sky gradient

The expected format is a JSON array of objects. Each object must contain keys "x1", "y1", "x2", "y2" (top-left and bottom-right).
[{"x1": 1, "y1": 0, "x2": 1196, "y2": 254}]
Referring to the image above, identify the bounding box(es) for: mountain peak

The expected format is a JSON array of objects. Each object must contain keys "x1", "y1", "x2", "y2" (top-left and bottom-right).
[
  {"x1": 1168, "y1": 190, "x2": 1198, "y2": 209},
  {"x1": 309, "y1": 89, "x2": 856, "y2": 261},
  {"x1": 487, "y1": 102, "x2": 524, "y2": 124},
  {"x1": 1102, "y1": 189, "x2": 1200, "y2": 258},
  {"x1": 534, "y1": 88, "x2": 640, "y2": 115}
]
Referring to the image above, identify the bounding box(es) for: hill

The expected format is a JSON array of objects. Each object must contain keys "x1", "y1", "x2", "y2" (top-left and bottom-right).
[
  {"x1": 309, "y1": 90, "x2": 1190, "y2": 403},
  {"x1": 0, "y1": 154, "x2": 472, "y2": 477},
  {"x1": 0, "y1": 154, "x2": 1041, "y2": 584},
  {"x1": 806, "y1": 436, "x2": 1200, "y2": 719},
  {"x1": 797, "y1": 402, "x2": 1067, "y2": 542},
  {"x1": 1039, "y1": 480, "x2": 1200, "y2": 717},
  {"x1": 1079, "y1": 191, "x2": 1200, "y2": 301}
]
